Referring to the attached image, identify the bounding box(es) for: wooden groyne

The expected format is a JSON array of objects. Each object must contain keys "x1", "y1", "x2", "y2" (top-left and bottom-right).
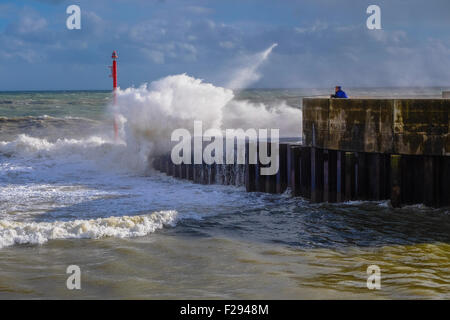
[{"x1": 153, "y1": 98, "x2": 450, "y2": 208}]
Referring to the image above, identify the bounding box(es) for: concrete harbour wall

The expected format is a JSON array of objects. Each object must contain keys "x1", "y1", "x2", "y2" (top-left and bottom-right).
[{"x1": 153, "y1": 98, "x2": 449, "y2": 208}]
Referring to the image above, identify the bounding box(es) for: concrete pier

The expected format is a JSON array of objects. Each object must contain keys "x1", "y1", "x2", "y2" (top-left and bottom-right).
[
  {"x1": 302, "y1": 98, "x2": 449, "y2": 207},
  {"x1": 153, "y1": 98, "x2": 449, "y2": 208}
]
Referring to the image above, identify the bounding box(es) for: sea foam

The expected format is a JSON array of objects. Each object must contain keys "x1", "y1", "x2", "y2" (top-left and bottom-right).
[{"x1": 0, "y1": 210, "x2": 178, "y2": 249}]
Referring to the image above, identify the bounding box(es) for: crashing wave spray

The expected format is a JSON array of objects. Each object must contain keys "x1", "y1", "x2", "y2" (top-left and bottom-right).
[
  {"x1": 111, "y1": 43, "x2": 301, "y2": 171},
  {"x1": 226, "y1": 43, "x2": 278, "y2": 89},
  {"x1": 113, "y1": 75, "x2": 235, "y2": 171}
]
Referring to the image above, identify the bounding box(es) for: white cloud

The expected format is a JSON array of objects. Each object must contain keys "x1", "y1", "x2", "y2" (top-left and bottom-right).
[
  {"x1": 219, "y1": 41, "x2": 235, "y2": 49},
  {"x1": 141, "y1": 48, "x2": 165, "y2": 64},
  {"x1": 15, "y1": 10, "x2": 47, "y2": 34},
  {"x1": 185, "y1": 6, "x2": 213, "y2": 15},
  {"x1": 294, "y1": 21, "x2": 328, "y2": 34}
]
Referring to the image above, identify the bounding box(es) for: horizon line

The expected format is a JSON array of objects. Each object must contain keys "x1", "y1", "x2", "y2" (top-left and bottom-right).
[{"x1": 1, "y1": 85, "x2": 450, "y2": 93}]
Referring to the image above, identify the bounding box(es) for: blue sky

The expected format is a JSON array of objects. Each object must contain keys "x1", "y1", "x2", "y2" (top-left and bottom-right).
[{"x1": 1, "y1": 0, "x2": 450, "y2": 90}]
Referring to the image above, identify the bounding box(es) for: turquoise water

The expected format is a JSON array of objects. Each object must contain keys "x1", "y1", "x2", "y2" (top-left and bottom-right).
[{"x1": 0, "y1": 91, "x2": 109, "y2": 119}]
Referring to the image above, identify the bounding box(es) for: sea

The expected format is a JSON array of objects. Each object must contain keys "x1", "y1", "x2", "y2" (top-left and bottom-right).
[{"x1": 0, "y1": 85, "x2": 449, "y2": 299}]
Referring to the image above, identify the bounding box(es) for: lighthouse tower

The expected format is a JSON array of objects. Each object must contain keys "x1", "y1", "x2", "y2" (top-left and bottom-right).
[{"x1": 110, "y1": 51, "x2": 119, "y2": 140}]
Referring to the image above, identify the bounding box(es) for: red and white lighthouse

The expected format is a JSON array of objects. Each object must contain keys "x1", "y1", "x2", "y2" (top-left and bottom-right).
[{"x1": 109, "y1": 50, "x2": 119, "y2": 140}]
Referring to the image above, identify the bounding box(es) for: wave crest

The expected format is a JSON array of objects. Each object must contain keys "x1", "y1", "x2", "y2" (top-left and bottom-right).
[{"x1": 0, "y1": 210, "x2": 178, "y2": 249}]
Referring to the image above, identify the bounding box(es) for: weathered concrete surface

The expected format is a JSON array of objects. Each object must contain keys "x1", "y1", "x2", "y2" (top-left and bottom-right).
[
  {"x1": 443, "y1": 91, "x2": 450, "y2": 98},
  {"x1": 303, "y1": 98, "x2": 450, "y2": 156},
  {"x1": 302, "y1": 98, "x2": 329, "y2": 148},
  {"x1": 393, "y1": 100, "x2": 449, "y2": 155}
]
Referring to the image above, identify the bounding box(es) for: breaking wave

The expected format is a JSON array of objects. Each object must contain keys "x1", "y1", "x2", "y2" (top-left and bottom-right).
[
  {"x1": 0, "y1": 210, "x2": 178, "y2": 249},
  {"x1": 113, "y1": 74, "x2": 302, "y2": 161}
]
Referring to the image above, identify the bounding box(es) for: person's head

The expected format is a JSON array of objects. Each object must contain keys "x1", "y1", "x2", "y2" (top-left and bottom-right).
[{"x1": 335, "y1": 86, "x2": 341, "y2": 93}]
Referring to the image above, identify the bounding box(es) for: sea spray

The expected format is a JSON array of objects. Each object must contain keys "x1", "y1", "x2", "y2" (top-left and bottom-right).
[
  {"x1": 109, "y1": 43, "x2": 301, "y2": 171},
  {"x1": 113, "y1": 74, "x2": 234, "y2": 160},
  {"x1": 112, "y1": 81, "x2": 301, "y2": 170},
  {"x1": 222, "y1": 99, "x2": 301, "y2": 136},
  {"x1": 226, "y1": 43, "x2": 278, "y2": 89}
]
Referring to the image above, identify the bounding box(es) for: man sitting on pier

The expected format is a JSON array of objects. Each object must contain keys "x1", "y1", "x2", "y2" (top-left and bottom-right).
[{"x1": 330, "y1": 86, "x2": 348, "y2": 98}]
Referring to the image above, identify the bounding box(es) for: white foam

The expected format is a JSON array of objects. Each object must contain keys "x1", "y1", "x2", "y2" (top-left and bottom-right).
[
  {"x1": 0, "y1": 210, "x2": 178, "y2": 249},
  {"x1": 113, "y1": 73, "x2": 234, "y2": 159},
  {"x1": 222, "y1": 99, "x2": 302, "y2": 137},
  {"x1": 0, "y1": 184, "x2": 112, "y2": 219},
  {"x1": 112, "y1": 74, "x2": 302, "y2": 162},
  {"x1": 0, "y1": 133, "x2": 150, "y2": 174},
  {"x1": 0, "y1": 134, "x2": 114, "y2": 158}
]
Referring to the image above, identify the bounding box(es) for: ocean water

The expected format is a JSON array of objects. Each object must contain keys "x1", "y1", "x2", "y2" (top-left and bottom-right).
[{"x1": 0, "y1": 84, "x2": 449, "y2": 299}]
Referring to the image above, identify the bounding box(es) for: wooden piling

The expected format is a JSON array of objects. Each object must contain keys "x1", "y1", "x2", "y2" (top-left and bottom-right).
[
  {"x1": 299, "y1": 146, "x2": 311, "y2": 198},
  {"x1": 290, "y1": 146, "x2": 301, "y2": 196},
  {"x1": 166, "y1": 156, "x2": 174, "y2": 176},
  {"x1": 390, "y1": 154, "x2": 402, "y2": 208},
  {"x1": 186, "y1": 163, "x2": 194, "y2": 181},
  {"x1": 255, "y1": 164, "x2": 265, "y2": 192},
  {"x1": 255, "y1": 143, "x2": 266, "y2": 192},
  {"x1": 160, "y1": 158, "x2": 164, "y2": 172},
  {"x1": 367, "y1": 153, "x2": 381, "y2": 200},
  {"x1": 180, "y1": 163, "x2": 187, "y2": 179},
  {"x1": 423, "y1": 156, "x2": 437, "y2": 207},
  {"x1": 440, "y1": 156, "x2": 450, "y2": 207},
  {"x1": 193, "y1": 164, "x2": 202, "y2": 183},
  {"x1": 276, "y1": 143, "x2": 288, "y2": 194},
  {"x1": 264, "y1": 142, "x2": 277, "y2": 194},
  {"x1": 236, "y1": 164, "x2": 245, "y2": 186},
  {"x1": 336, "y1": 151, "x2": 346, "y2": 202},
  {"x1": 201, "y1": 164, "x2": 209, "y2": 184},
  {"x1": 311, "y1": 147, "x2": 324, "y2": 202},
  {"x1": 324, "y1": 149, "x2": 337, "y2": 203},
  {"x1": 160, "y1": 156, "x2": 165, "y2": 173},
  {"x1": 245, "y1": 141, "x2": 257, "y2": 192},
  {"x1": 345, "y1": 152, "x2": 356, "y2": 201},
  {"x1": 174, "y1": 164, "x2": 181, "y2": 178},
  {"x1": 152, "y1": 157, "x2": 159, "y2": 171},
  {"x1": 209, "y1": 164, "x2": 216, "y2": 184},
  {"x1": 355, "y1": 153, "x2": 368, "y2": 200},
  {"x1": 286, "y1": 144, "x2": 292, "y2": 188}
]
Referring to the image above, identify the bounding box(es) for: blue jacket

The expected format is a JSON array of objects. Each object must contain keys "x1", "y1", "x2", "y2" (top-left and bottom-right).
[{"x1": 335, "y1": 89, "x2": 348, "y2": 98}]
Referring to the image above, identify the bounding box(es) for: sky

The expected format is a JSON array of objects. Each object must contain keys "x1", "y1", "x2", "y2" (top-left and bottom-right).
[{"x1": 0, "y1": 0, "x2": 450, "y2": 90}]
